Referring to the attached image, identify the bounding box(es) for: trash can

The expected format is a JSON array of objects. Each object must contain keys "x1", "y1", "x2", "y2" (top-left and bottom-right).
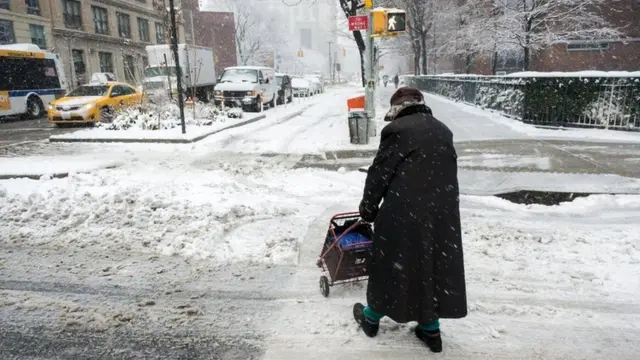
[{"x1": 348, "y1": 110, "x2": 369, "y2": 145}]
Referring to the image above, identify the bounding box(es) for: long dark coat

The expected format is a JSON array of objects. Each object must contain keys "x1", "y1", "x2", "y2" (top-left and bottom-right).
[{"x1": 361, "y1": 104, "x2": 467, "y2": 324}]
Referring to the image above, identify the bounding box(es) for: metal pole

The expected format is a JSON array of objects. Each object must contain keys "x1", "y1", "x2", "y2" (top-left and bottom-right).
[
  {"x1": 365, "y1": 2, "x2": 376, "y2": 137},
  {"x1": 168, "y1": 0, "x2": 186, "y2": 134},
  {"x1": 163, "y1": 54, "x2": 173, "y2": 100},
  {"x1": 328, "y1": 41, "x2": 332, "y2": 82}
]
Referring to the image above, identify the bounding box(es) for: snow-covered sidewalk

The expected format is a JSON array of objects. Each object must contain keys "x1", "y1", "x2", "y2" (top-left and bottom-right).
[
  {"x1": 263, "y1": 194, "x2": 640, "y2": 359},
  {"x1": 48, "y1": 101, "x2": 312, "y2": 144},
  {"x1": 423, "y1": 92, "x2": 640, "y2": 144}
]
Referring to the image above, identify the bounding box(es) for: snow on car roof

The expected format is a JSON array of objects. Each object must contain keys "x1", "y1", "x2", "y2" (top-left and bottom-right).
[{"x1": 225, "y1": 66, "x2": 273, "y2": 70}]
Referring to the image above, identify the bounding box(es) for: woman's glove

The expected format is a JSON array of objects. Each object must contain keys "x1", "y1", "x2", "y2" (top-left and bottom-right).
[{"x1": 359, "y1": 200, "x2": 379, "y2": 223}]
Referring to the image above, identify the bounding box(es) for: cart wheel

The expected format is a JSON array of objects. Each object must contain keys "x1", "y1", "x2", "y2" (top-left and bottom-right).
[{"x1": 319, "y1": 276, "x2": 330, "y2": 297}]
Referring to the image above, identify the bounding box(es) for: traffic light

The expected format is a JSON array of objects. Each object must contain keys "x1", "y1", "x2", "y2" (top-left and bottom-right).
[
  {"x1": 386, "y1": 10, "x2": 406, "y2": 33},
  {"x1": 371, "y1": 8, "x2": 387, "y2": 35},
  {"x1": 342, "y1": 47, "x2": 346, "y2": 56},
  {"x1": 297, "y1": 49, "x2": 304, "y2": 57},
  {"x1": 371, "y1": 8, "x2": 406, "y2": 36}
]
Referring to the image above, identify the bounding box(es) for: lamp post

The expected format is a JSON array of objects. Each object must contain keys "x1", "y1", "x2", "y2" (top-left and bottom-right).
[{"x1": 167, "y1": 0, "x2": 186, "y2": 134}]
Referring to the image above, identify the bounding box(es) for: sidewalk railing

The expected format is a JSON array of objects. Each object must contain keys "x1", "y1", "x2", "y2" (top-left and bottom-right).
[{"x1": 405, "y1": 75, "x2": 640, "y2": 132}]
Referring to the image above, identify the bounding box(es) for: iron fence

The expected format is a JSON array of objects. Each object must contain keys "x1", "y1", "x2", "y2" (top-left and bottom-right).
[{"x1": 406, "y1": 75, "x2": 640, "y2": 132}]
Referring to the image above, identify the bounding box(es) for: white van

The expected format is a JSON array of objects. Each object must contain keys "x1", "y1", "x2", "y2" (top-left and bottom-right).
[{"x1": 213, "y1": 66, "x2": 277, "y2": 112}]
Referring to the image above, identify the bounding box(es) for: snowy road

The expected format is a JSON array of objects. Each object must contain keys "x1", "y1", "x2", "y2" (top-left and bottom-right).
[
  {"x1": 2, "y1": 85, "x2": 640, "y2": 359},
  {"x1": 198, "y1": 86, "x2": 362, "y2": 154},
  {"x1": 2, "y1": 185, "x2": 639, "y2": 359}
]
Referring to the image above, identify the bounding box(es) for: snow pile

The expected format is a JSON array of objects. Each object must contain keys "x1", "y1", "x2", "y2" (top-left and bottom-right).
[
  {"x1": 0, "y1": 157, "x2": 364, "y2": 265},
  {"x1": 100, "y1": 102, "x2": 241, "y2": 131}
]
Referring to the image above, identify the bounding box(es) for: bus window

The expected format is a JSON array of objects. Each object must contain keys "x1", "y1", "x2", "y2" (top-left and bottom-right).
[{"x1": 0, "y1": 57, "x2": 61, "y2": 91}]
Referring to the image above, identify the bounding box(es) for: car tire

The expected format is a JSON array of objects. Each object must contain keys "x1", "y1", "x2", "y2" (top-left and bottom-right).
[
  {"x1": 25, "y1": 96, "x2": 44, "y2": 119},
  {"x1": 252, "y1": 97, "x2": 263, "y2": 112},
  {"x1": 268, "y1": 95, "x2": 275, "y2": 108}
]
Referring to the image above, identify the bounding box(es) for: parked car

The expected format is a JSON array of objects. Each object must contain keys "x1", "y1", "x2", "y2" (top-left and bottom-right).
[
  {"x1": 305, "y1": 76, "x2": 323, "y2": 95},
  {"x1": 48, "y1": 81, "x2": 143, "y2": 125},
  {"x1": 291, "y1": 77, "x2": 311, "y2": 97},
  {"x1": 308, "y1": 72, "x2": 326, "y2": 92},
  {"x1": 275, "y1": 73, "x2": 293, "y2": 105},
  {"x1": 213, "y1": 66, "x2": 277, "y2": 112}
]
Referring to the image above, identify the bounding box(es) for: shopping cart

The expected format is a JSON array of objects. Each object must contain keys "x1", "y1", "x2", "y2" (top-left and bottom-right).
[{"x1": 316, "y1": 211, "x2": 373, "y2": 297}]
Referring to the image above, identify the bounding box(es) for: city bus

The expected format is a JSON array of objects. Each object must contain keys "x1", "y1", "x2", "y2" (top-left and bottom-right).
[{"x1": 0, "y1": 44, "x2": 68, "y2": 119}]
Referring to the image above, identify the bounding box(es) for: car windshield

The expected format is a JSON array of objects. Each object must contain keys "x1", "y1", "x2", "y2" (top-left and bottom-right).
[
  {"x1": 66, "y1": 85, "x2": 110, "y2": 97},
  {"x1": 219, "y1": 69, "x2": 258, "y2": 83},
  {"x1": 144, "y1": 66, "x2": 177, "y2": 78}
]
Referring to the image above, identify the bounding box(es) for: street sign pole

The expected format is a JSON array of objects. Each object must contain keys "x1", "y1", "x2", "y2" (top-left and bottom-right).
[{"x1": 365, "y1": 1, "x2": 376, "y2": 137}]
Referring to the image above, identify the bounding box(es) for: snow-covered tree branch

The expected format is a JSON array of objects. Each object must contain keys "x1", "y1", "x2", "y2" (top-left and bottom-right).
[
  {"x1": 225, "y1": 0, "x2": 291, "y2": 66},
  {"x1": 464, "y1": 0, "x2": 623, "y2": 71}
]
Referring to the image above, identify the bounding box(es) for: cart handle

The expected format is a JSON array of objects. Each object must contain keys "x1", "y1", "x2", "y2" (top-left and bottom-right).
[{"x1": 330, "y1": 211, "x2": 360, "y2": 221}]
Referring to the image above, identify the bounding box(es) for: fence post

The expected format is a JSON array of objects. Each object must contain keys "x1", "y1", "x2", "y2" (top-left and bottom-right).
[{"x1": 606, "y1": 84, "x2": 614, "y2": 130}]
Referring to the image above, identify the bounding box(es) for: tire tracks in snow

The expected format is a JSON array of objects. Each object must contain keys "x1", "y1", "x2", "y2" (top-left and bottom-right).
[
  {"x1": 217, "y1": 88, "x2": 359, "y2": 152},
  {"x1": 217, "y1": 101, "x2": 318, "y2": 149},
  {"x1": 275, "y1": 91, "x2": 355, "y2": 154}
]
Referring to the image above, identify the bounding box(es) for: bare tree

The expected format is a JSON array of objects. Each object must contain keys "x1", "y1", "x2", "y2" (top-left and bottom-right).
[
  {"x1": 225, "y1": 0, "x2": 263, "y2": 65},
  {"x1": 464, "y1": 0, "x2": 622, "y2": 72}
]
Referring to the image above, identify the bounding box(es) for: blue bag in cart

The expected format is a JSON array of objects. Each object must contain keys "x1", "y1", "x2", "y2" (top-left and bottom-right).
[{"x1": 338, "y1": 232, "x2": 371, "y2": 251}]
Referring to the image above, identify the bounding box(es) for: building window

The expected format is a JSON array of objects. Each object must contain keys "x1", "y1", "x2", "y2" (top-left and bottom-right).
[
  {"x1": 26, "y1": 0, "x2": 41, "y2": 15},
  {"x1": 29, "y1": 24, "x2": 46, "y2": 48},
  {"x1": 117, "y1": 12, "x2": 131, "y2": 38},
  {"x1": 0, "y1": 20, "x2": 14, "y2": 45},
  {"x1": 72, "y1": 49, "x2": 86, "y2": 85},
  {"x1": 0, "y1": 0, "x2": 9, "y2": 10},
  {"x1": 155, "y1": 22, "x2": 165, "y2": 43},
  {"x1": 567, "y1": 42, "x2": 609, "y2": 51},
  {"x1": 62, "y1": 0, "x2": 82, "y2": 29},
  {"x1": 300, "y1": 28, "x2": 312, "y2": 49},
  {"x1": 99, "y1": 51, "x2": 114, "y2": 73},
  {"x1": 138, "y1": 18, "x2": 149, "y2": 42},
  {"x1": 123, "y1": 55, "x2": 136, "y2": 83},
  {"x1": 92, "y1": 6, "x2": 109, "y2": 35}
]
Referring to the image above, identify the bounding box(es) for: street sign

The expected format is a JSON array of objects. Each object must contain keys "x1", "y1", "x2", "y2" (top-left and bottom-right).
[
  {"x1": 348, "y1": 15, "x2": 368, "y2": 31},
  {"x1": 387, "y1": 12, "x2": 406, "y2": 32}
]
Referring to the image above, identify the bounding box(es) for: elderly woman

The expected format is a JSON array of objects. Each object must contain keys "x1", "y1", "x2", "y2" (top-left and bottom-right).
[{"x1": 354, "y1": 87, "x2": 467, "y2": 353}]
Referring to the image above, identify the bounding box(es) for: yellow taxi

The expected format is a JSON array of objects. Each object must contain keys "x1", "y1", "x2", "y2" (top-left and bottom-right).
[{"x1": 48, "y1": 82, "x2": 143, "y2": 124}]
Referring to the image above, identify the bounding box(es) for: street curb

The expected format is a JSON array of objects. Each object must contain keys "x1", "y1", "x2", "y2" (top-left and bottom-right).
[
  {"x1": 0, "y1": 163, "x2": 121, "y2": 180},
  {"x1": 48, "y1": 114, "x2": 269, "y2": 144},
  {"x1": 0, "y1": 172, "x2": 69, "y2": 180}
]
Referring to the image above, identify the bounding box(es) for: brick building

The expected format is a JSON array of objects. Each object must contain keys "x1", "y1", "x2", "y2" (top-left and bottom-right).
[
  {"x1": 0, "y1": 0, "x2": 190, "y2": 88},
  {"x1": 182, "y1": 0, "x2": 237, "y2": 71},
  {"x1": 459, "y1": 0, "x2": 640, "y2": 74}
]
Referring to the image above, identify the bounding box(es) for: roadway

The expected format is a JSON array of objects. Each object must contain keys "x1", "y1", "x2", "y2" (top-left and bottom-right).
[{"x1": 0, "y1": 117, "x2": 80, "y2": 149}]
